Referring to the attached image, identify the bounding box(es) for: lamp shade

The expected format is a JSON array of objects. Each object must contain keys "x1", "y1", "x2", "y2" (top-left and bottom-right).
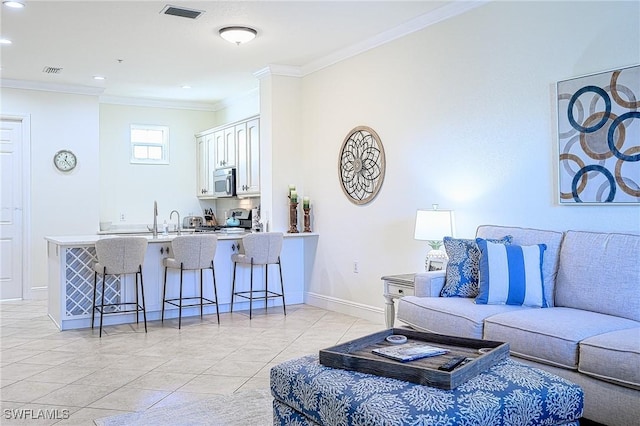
[{"x1": 414, "y1": 209, "x2": 454, "y2": 241}]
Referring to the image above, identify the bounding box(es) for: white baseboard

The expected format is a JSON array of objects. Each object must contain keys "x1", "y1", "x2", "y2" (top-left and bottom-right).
[
  {"x1": 305, "y1": 292, "x2": 385, "y2": 325},
  {"x1": 28, "y1": 287, "x2": 48, "y2": 300}
]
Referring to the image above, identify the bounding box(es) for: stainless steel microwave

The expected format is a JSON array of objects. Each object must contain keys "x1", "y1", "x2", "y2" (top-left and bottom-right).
[
  {"x1": 213, "y1": 167, "x2": 236, "y2": 198},
  {"x1": 213, "y1": 168, "x2": 236, "y2": 198}
]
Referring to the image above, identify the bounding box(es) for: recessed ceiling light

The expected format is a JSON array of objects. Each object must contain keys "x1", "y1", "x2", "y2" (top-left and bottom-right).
[
  {"x1": 181, "y1": 85, "x2": 191, "y2": 89},
  {"x1": 93, "y1": 76, "x2": 105, "y2": 80},
  {"x1": 0, "y1": 38, "x2": 12, "y2": 45},
  {"x1": 3, "y1": 1, "x2": 25, "y2": 9},
  {"x1": 219, "y1": 26, "x2": 257, "y2": 45}
]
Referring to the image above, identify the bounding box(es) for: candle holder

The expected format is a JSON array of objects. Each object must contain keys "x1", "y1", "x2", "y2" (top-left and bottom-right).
[
  {"x1": 303, "y1": 207, "x2": 311, "y2": 232},
  {"x1": 288, "y1": 202, "x2": 299, "y2": 233}
]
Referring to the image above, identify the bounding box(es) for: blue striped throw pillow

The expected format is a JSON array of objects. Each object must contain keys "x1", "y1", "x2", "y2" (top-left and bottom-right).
[
  {"x1": 475, "y1": 238, "x2": 547, "y2": 307},
  {"x1": 441, "y1": 236, "x2": 512, "y2": 298}
]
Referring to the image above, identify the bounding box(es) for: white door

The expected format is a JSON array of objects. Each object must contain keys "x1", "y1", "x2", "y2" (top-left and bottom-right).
[{"x1": 0, "y1": 118, "x2": 24, "y2": 300}]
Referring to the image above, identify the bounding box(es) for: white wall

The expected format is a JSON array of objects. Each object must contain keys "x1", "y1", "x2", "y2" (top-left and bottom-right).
[
  {"x1": 214, "y1": 90, "x2": 260, "y2": 126},
  {"x1": 1, "y1": 88, "x2": 100, "y2": 294},
  {"x1": 99, "y1": 104, "x2": 215, "y2": 227},
  {"x1": 260, "y1": 75, "x2": 304, "y2": 232},
  {"x1": 295, "y1": 1, "x2": 640, "y2": 321},
  {"x1": 3, "y1": 1, "x2": 638, "y2": 312}
]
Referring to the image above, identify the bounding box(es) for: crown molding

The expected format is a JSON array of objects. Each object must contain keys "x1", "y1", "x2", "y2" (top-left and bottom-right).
[
  {"x1": 300, "y1": 1, "x2": 489, "y2": 76},
  {"x1": 212, "y1": 87, "x2": 259, "y2": 111},
  {"x1": 0, "y1": 78, "x2": 105, "y2": 96},
  {"x1": 254, "y1": 64, "x2": 303, "y2": 80},
  {"x1": 98, "y1": 95, "x2": 218, "y2": 111}
]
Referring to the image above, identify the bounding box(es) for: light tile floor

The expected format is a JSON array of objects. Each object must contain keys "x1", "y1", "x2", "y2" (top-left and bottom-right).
[{"x1": 0, "y1": 299, "x2": 384, "y2": 425}]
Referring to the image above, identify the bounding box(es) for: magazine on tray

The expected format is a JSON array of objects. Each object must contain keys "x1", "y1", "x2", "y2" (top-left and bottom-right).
[{"x1": 372, "y1": 342, "x2": 448, "y2": 362}]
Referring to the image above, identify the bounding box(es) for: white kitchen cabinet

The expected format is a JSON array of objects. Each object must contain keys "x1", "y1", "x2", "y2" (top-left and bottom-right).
[
  {"x1": 198, "y1": 115, "x2": 259, "y2": 197},
  {"x1": 196, "y1": 132, "x2": 214, "y2": 198},
  {"x1": 45, "y1": 233, "x2": 317, "y2": 331},
  {"x1": 236, "y1": 118, "x2": 260, "y2": 197},
  {"x1": 141, "y1": 242, "x2": 172, "y2": 312},
  {"x1": 214, "y1": 127, "x2": 236, "y2": 169}
]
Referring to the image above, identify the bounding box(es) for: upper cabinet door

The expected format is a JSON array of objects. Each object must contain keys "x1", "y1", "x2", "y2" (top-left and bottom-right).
[
  {"x1": 237, "y1": 118, "x2": 260, "y2": 196},
  {"x1": 214, "y1": 127, "x2": 236, "y2": 169},
  {"x1": 196, "y1": 133, "x2": 215, "y2": 198},
  {"x1": 213, "y1": 130, "x2": 224, "y2": 169}
]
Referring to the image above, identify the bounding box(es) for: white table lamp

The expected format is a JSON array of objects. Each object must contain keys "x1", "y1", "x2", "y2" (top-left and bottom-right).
[{"x1": 414, "y1": 205, "x2": 454, "y2": 271}]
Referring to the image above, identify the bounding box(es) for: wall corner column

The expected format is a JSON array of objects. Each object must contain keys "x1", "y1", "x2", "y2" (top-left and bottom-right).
[{"x1": 255, "y1": 66, "x2": 303, "y2": 232}]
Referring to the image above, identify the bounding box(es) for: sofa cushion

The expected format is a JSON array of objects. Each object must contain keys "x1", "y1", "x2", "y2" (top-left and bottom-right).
[
  {"x1": 440, "y1": 235, "x2": 512, "y2": 298},
  {"x1": 555, "y1": 230, "x2": 640, "y2": 321},
  {"x1": 475, "y1": 239, "x2": 547, "y2": 307},
  {"x1": 476, "y1": 225, "x2": 564, "y2": 307},
  {"x1": 414, "y1": 271, "x2": 446, "y2": 297},
  {"x1": 396, "y1": 295, "x2": 529, "y2": 339},
  {"x1": 579, "y1": 327, "x2": 640, "y2": 390},
  {"x1": 483, "y1": 307, "x2": 640, "y2": 369}
]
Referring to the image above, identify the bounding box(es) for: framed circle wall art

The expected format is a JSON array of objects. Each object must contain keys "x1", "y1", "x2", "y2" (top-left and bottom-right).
[
  {"x1": 338, "y1": 126, "x2": 386, "y2": 205},
  {"x1": 557, "y1": 65, "x2": 639, "y2": 204}
]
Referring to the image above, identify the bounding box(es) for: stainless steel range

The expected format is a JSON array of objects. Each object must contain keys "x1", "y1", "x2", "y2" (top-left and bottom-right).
[{"x1": 195, "y1": 208, "x2": 252, "y2": 233}]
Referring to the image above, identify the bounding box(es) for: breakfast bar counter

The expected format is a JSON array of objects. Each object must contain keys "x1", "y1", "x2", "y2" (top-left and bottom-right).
[{"x1": 46, "y1": 232, "x2": 318, "y2": 330}]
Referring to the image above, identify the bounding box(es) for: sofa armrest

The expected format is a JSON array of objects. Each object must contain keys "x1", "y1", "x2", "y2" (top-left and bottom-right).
[{"x1": 414, "y1": 271, "x2": 446, "y2": 297}]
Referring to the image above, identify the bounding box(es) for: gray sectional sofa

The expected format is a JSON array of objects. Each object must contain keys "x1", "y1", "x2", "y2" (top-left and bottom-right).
[{"x1": 397, "y1": 225, "x2": 640, "y2": 426}]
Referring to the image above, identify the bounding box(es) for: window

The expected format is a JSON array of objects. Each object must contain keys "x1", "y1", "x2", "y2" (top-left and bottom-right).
[{"x1": 130, "y1": 124, "x2": 169, "y2": 164}]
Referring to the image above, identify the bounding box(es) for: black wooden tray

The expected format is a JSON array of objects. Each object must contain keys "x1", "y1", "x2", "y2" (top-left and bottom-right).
[{"x1": 319, "y1": 328, "x2": 509, "y2": 390}]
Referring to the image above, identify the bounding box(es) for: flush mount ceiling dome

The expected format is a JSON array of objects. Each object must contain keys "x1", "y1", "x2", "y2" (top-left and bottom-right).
[
  {"x1": 219, "y1": 26, "x2": 257, "y2": 45},
  {"x1": 3, "y1": 1, "x2": 26, "y2": 8}
]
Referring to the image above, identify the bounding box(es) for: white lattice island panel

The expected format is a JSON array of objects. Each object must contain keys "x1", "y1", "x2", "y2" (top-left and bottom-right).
[
  {"x1": 65, "y1": 247, "x2": 121, "y2": 316},
  {"x1": 46, "y1": 234, "x2": 318, "y2": 331}
]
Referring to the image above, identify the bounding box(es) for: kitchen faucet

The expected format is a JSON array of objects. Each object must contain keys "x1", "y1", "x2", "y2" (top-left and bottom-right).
[
  {"x1": 149, "y1": 200, "x2": 158, "y2": 238},
  {"x1": 170, "y1": 210, "x2": 181, "y2": 235}
]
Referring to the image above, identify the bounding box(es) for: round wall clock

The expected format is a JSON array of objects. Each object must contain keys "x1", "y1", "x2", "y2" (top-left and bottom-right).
[
  {"x1": 53, "y1": 149, "x2": 77, "y2": 172},
  {"x1": 338, "y1": 126, "x2": 386, "y2": 205}
]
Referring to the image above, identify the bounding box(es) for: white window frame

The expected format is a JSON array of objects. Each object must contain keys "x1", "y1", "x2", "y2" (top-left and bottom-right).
[{"x1": 130, "y1": 124, "x2": 169, "y2": 165}]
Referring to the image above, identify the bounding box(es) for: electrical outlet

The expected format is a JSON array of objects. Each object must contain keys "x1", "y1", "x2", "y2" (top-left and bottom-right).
[
  {"x1": 119, "y1": 213, "x2": 125, "y2": 221},
  {"x1": 353, "y1": 261, "x2": 359, "y2": 274}
]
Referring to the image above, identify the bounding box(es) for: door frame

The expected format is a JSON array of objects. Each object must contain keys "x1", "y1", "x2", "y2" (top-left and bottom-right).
[{"x1": 1, "y1": 113, "x2": 32, "y2": 300}]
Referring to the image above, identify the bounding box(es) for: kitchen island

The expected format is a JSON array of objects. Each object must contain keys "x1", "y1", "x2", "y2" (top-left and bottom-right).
[{"x1": 45, "y1": 232, "x2": 318, "y2": 330}]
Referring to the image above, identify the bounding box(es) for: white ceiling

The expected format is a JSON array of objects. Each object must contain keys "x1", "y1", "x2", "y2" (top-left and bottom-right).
[{"x1": 0, "y1": 1, "x2": 479, "y2": 108}]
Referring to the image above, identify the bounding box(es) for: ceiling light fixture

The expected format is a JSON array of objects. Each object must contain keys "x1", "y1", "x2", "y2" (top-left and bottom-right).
[
  {"x1": 0, "y1": 38, "x2": 12, "y2": 45},
  {"x1": 93, "y1": 76, "x2": 105, "y2": 80},
  {"x1": 219, "y1": 26, "x2": 257, "y2": 45},
  {"x1": 3, "y1": 1, "x2": 25, "y2": 8}
]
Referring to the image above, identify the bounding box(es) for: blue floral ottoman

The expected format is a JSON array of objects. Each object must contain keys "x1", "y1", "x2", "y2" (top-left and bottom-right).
[{"x1": 270, "y1": 355, "x2": 584, "y2": 425}]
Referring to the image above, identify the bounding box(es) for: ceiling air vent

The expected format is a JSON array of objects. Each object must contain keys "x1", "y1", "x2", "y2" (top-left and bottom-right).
[
  {"x1": 160, "y1": 5, "x2": 204, "y2": 19},
  {"x1": 42, "y1": 66, "x2": 62, "y2": 74}
]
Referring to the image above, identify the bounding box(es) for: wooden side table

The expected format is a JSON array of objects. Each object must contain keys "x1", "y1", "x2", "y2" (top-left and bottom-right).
[{"x1": 381, "y1": 273, "x2": 415, "y2": 328}]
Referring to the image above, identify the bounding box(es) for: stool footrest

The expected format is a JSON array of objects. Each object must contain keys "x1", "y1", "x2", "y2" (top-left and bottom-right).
[
  {"x1": 94, "y1": 302, "x2": 144, "y2": 315},
  {"x1": 233, "y1": 290, "x2": 283, "y2": 300},
  {"x1": 163, "y1": 297, "x2": 217, "y2": 308}
]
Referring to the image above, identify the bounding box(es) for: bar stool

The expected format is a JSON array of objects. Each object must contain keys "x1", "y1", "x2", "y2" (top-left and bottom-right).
[
  {"x1": 231, "y1": 232, "x2": 285, "y2": 319},
  {"x1": 92, "y1": 236, "x2": 148, "y2": 337},
  {"x1": 162, "y1": 234, "x2": 219, "y2": 329}
]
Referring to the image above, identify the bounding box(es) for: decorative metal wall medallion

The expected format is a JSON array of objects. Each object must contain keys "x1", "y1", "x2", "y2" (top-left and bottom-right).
[{"x1": 338, "y1": 126, "x2": 386, "y2": 205}]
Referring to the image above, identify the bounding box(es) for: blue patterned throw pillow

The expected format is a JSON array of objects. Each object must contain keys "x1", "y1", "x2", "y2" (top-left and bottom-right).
[
  {"x1": 475, "y1": 238, "x2": 547, "y2": 307},
  {"x1": 440, "y1": 235, "x2": 512, "y2": 298}
]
